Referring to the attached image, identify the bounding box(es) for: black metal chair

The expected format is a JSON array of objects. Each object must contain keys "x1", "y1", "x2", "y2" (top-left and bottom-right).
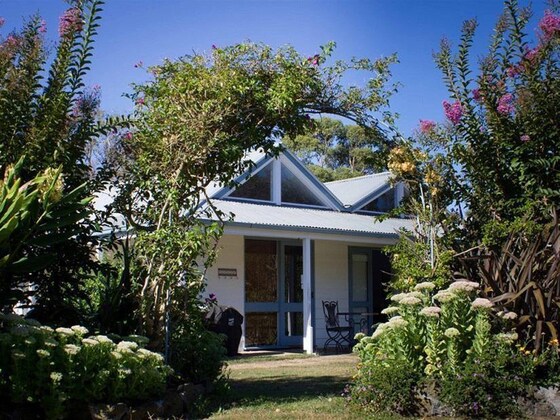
[{"x1": 322, "y1": 300, "x2": 353, "y2": 353}]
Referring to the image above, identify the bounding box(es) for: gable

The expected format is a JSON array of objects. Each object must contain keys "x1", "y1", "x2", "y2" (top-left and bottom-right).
[
  {"x1": 358, "y1": 187, "x2": 396, "y2": 213},
  {"x1": 215, "y1": 149, "x2": 343, "y2": 210}
]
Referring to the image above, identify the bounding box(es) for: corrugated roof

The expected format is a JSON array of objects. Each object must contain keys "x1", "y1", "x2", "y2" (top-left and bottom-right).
[
  {"x1": 203, "y1": 199, "x2": 413, "y2": 237},
  {"x1": 324, "y1": 172, "x2": 391, "y2": 207}
]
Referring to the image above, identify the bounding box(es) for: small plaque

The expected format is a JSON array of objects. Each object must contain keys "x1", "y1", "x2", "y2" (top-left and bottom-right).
[{"x1": 218, "y1": 268, "x2": 238, "y2": 279}]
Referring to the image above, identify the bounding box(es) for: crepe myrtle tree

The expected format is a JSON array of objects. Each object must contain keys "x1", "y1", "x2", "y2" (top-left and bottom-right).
[
  {"x1": 390, "y1": 1, "x2": 560, "y2": 351},
  {"x1": 0, "y1": 1, "x2": 128, "y2": 323},
  {"x1": 115, "y1": 42, "x2": 401, "y2": 347}
]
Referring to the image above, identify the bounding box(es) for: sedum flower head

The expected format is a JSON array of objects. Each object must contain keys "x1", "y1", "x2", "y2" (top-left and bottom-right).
[
  {"x1": 94, "y1": 335, "x2": 113, "y2": 344},
  {"x1": 117, "y1": 340, "x2": 138, "y2": 352},
  {"x1": 471, "y1": 298, "x2": 494, "y2": 309},
  {"x1": 381, "y1": 306, "x2": 399, "y2": 315},
  {"x1": 390, "y1": 293, "x2": 407, "y2": 303},
  {"x1": 354, "y1": 332, "x2": 365, "y2": 341},
  {"x1": 55, "y1": 327, "x2": 74, "y2": 336},
  {"x1": 71, "y1": 325, "x2": 89, "y2": 335},
  {"x1": 420, "y1": 306, "x2": 441, "y2": 318},
  {"x1": 400, "y1": 296, "x2": 422, "y2": 306},
  {"x1": 82, "y1": 338, "x2": 98, "y2": 346},
  {"x1": 388, "y1": 316, "x2": 408, "y2": 328},
  {"x1": 444, "y1": 327, "x2": 460, "y2": 338},
  {"x1": 415, "y1": 281, "x2": 436, "y2": 292},
  {"x1": 502, "y1": 312, "x2": 518, "y2": 320},
  {"x1": 64, "y1": 344, "x2": 80, "y2": 355},
  {"x1": 36, "y1": 349, "x2": 50, "y2": 358},
  {"x1": 433, "y1": 290, "x2": 456, "y2": 303},
  {"x1": 448, "y1": 280, "x2": 480, "y2": 293}
]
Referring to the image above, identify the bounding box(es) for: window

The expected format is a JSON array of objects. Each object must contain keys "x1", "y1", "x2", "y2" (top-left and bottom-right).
[
  {"x1": 281, "y1": 164, "x2": 322, "y2": 206},
  {"x1": 229, "y1": 163, "x2": 272, "y2": 201},
  {"x1": 361, "y1": 188, "x2": 395, "y2": 213}
]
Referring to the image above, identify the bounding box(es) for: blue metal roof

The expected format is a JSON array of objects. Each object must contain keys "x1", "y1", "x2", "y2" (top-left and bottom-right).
[
  {"x1": 324, "y1": 172, "x2": 392, "y2": 208},
  {"x1": 202, "y1": 199, "x2": 413, "y2": 237}
]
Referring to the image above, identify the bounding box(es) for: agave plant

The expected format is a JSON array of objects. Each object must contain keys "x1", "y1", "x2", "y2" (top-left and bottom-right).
[{"x1": 458, "y1": 208, "x2": 560, "y2": 352}]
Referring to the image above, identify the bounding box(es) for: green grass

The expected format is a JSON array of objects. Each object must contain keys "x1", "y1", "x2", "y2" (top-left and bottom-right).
[{"x1": 206, "y1": 353, "x2": 374, "y2": 419}]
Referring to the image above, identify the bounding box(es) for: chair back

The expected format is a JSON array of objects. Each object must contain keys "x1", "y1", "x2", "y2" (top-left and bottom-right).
[{"x1": 322, "y1": 300, "x2": 340, "y2": 328}]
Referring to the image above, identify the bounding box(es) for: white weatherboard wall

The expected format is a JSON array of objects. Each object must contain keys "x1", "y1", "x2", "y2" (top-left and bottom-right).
[
  {"x1": 204, "y1": 234, "x2": 245, "y2": 350},
  {"x1": 313, "y1": 240, "x2": 350, "y2": 348}
]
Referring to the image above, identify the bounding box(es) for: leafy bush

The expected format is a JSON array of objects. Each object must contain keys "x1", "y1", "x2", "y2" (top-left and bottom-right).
[
  {"x1": 170, "y1": 316, "x2": 227, "y2": 385},
  {"x1": 0, "y1": 314, "x2": 171, "y2": 418},
  {"x1": 351, "y1": 280, "x2": 537, "y2": 417},
  {"x1": 439, "y1": 343, "x2": 530, "y2": 418}
]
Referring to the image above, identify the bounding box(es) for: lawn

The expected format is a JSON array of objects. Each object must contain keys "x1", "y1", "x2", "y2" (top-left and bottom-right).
[{"x1": 207, "y1": 352, "x2": 367, "y2": 419}]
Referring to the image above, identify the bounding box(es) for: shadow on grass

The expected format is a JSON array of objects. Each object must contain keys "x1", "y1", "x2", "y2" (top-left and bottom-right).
[{"x1": 230, "y1": 374, "x2": 348, "y2": 406}]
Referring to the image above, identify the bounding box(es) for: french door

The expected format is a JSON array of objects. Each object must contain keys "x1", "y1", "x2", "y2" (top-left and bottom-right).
[
  {"x1": 348, "y1": 247, "x2": 391, "y2": 334},
  {"x1": 244, "y1": 239, "x2": 303, "y2": 348}
]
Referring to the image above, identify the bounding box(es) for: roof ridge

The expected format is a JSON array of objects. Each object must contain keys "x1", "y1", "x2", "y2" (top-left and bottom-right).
[{"x1": 324, "y1": 172, "x2": 390, "y2": 185}]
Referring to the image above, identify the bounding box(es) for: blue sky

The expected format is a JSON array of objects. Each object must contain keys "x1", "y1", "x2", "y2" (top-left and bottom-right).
[{"x1": 0, "y1": 0, "x2": 548, "y2": 136}]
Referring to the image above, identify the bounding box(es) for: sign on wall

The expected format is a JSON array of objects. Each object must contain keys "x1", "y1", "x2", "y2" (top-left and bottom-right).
[{"x1": 218, "y1": 268, "x2": 238, "y2": 279}]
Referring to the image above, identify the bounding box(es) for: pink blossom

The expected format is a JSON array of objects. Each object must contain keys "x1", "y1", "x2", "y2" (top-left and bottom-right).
[
  {"x1": 308, "y1": 54, "x2": 320, "y2": 66},
  {"x1": 4, "y1": 35, "x2": 19, "y2": 49},
  {"x1": 497, "y1": 93, "x2": 515, "y2": 115},
  {"x1": 524, "y1": 46, "x2": 540, "y2": 63},
  {"x1": 472, "y1": 88, "x2": 482, "y2": 102},
  {"x1": 39, "y1": 19, "x2": 47, "y2": 34},
  {"x1": 539, "y1": 10, "x2": 560, "y2": 41},
  {"x1": 443, "y1": 100, "x2": 463, "y2": 125},
  {"x1": 506, "y1": 65, "x2": 520, "y2": 78},
  {"x1": 521, "y1": 134, "x2": 530, "y2": 142},
  {"x1": 135, "y1": 97, "x2": 145, "y2": 106},
  {"x1": 59, "y1": 8, "x2": 82, "y2": 37},
  {"x1": 125, "y1": 132, "x2": 133, "y2": 140},
  {"x1": 419, "y1": 120, "x2": 436, "y2": 134}
]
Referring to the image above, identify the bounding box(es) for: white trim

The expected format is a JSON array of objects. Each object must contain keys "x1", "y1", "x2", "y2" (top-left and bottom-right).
[
  {"x1": 224, "y1": 226, "x2": 398, "y2": 246},
  {"x1": 272, "y1": 158, "x2": 282, "y2": 205},
  {"x1": 279, "y1": 155, "x2": 338, "y2": 210},
  {"x1": 302, "y1": 237, "x2": 313, "y2": 354}
]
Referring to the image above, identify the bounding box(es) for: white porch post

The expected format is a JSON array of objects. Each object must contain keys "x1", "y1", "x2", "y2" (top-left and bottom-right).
[{"x1": 302, "y1": 237, "x2": 313, "y2": 354}]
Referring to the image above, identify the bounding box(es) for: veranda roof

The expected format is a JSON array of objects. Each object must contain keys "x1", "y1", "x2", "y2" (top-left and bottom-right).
[{"x1": 201, "y1": 199, "x2": 413, "y2": 238}]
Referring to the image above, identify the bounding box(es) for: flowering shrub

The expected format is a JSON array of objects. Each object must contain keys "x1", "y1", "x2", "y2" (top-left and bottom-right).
[
  {"x1": 0, "y1": 314, "x2": 171, "y2": 418},
  {"x1": 350, "y1": 280, "x2": 539, "y2": 417}
]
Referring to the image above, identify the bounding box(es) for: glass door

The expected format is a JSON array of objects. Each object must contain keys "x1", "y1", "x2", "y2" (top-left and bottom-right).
[
  {"x1": 244, "y1": 239, "x2": 304, "y2": 348},
  {"x1": 279, "y1": 244, "x2": 303, "y2": 347},
  {"x1": 348, "y1": 247, "x2": 391, "y2": 335},
  {"x1": 244, "y1": 239, "x2": 278, "y2": 347}
]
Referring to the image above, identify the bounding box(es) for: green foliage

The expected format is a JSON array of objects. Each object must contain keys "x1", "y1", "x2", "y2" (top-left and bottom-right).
[
  {"x1": 416, "y1": 0, "x2": 560, "y2": 242},
  {"x1": 169, "y1": 316, "x2": 226, "y2": 385},
  {"x1": 0, "y1": 314, "x2": 170, "y2": 418},
  {"x1": 284, "y1": 117, "x2": 392, "y2": 181},
  {"x1": 458, "y1": 209, "x2": 560, "y2": 352},
  {"x1": 0, "y1": 159, "x2": 91, "y2": 308},
  {"x1": 0, "y1": 0, "x2": 129, "y2": 322},
  {"x1": 113, "y1": 42, "x2": 404, "y2": 368},
  {"x1": 348, "y1": 358, "x2": 421, "y2": 416},
  {"x1": 439, "y1": 344, "x2": 529, "y2": 418},
  {"x1": 389, "y1": 234, "x2": 454, "y2": 292},
  {"x1": 351, "y1": 281, "x2": 534, "y2": 416}
]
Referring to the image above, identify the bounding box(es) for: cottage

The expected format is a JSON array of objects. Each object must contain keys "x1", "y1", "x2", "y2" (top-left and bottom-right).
[{"x1": 199, "y1": 148, "x2": 413, "y2": 353}]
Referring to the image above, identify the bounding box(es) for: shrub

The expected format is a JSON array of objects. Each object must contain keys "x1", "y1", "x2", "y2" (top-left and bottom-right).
[
  {"x1": 351, "y1": 281, "x2": 538, "y2": 417},
  {"x1": 0, "y1": 314, "x2": 171, "y2": 418},
  {"x1": 169, "y1": 316, "x2": 227, "y2": 385}
]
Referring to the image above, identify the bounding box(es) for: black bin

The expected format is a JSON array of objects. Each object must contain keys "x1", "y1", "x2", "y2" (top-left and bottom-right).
[{"x1": 205, "y1": 305, "x2": 244, "y2": 356}]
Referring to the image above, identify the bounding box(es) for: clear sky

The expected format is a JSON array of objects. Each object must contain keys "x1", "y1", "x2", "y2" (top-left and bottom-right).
[{"x1": 0, "y1": 0, "x2": 548, "y2": 136}]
